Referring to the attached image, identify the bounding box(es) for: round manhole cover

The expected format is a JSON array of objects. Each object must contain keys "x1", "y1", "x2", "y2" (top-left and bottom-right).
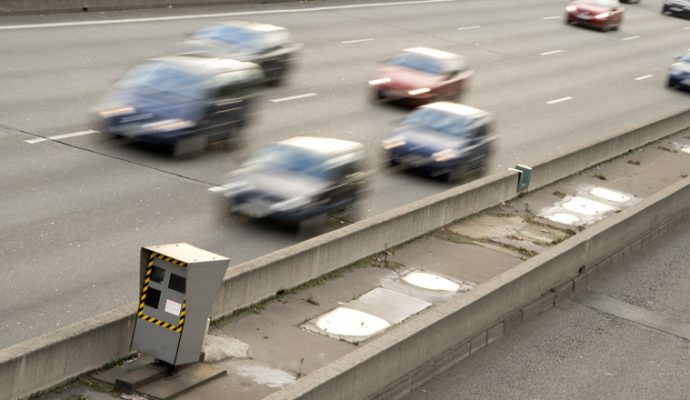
[{"x1": 403, "y1": 271, "x2": 461, "y2": 292}]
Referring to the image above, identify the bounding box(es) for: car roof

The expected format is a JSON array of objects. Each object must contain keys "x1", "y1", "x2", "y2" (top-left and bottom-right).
[
  {"x1": 421, "y1": 102, "x2": 491, "y2": 119},
  {"x1": 280, "y1": 136, "x2": 363, "y2": 155},
  {"x1": 404, "y1": 47, "x2": 458, "y2": 60},
  {"x1": 216, "y1": 20, "x2": 286, "y2": 33},
  {"x1": 150, "y1": 55, "x2": 258, "y2": 75}
]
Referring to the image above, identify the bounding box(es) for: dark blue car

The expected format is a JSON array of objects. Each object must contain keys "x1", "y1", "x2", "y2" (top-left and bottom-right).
[
  {"x1": 662, "y1": 0, "x2": 690, "y2": 18},
  {"x1": 383, "y1": 102, "x2": 495, "y2": 183},
  {"x1": 93, "y1": 55, "x2": 263, "y2": 157},
  {"x1": 218, "y1": 137, "x2": 370, "y2": 233},
  {"x1": 668, "y1": 51, "x2": 690, "y2": 90},
  {"x1": 178, "y1": 21, "x2": 302, "y2": 86}
]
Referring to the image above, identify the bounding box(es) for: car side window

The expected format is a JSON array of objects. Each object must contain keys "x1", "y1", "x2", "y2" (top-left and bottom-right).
[{"x1": 215, "y1": 83, "x2": 240, "y2": 100}]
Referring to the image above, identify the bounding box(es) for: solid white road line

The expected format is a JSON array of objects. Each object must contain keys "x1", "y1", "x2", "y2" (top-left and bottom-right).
[
  {"x1": 540, "y1": 49, "x2": 564, "y2": 56},
  {"x1": 269, "y1": 93, "x2": 317, "y2": 103},
  {"x1": 622, "y1": 35, "x2": 640, "y2": 41},
  {"x1": 456, "y1": 25, "x2": 482, "y2": 30},
  {"x1": 635, "y1": 74, "x2": 653, "y2": 81},
  {"x1": 0, "y1": 0, "x2": 456, "y2": 30},
  {"x1": 25, "y1": 129, "x2": 98, "y2": 144},
  {"x1": 542, "y1": 16, "x2": 560, "y2": 20},
  {"x1": 547, "y1": 96, "x2": 573, "y2": 105},
  {"x1": 341, "y1": 38, "x2": 375, "y2": 44}
]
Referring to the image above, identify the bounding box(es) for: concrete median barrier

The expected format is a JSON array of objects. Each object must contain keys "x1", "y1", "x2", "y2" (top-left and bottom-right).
[
  {"x1": 265, "y1": 175, "x2": 690, "y2": 400},
  {"x1": 0, "y1": 0, "x2": 291, "y2": 15},
  {"x1": 1, "y1": 108, "x2": 688, "y2": 400}
]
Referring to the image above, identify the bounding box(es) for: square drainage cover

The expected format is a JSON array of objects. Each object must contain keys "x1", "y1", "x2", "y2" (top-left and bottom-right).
[
  {"x1": 589, "y1": 187, "x2": 632, "y2": 203},
  {"x1": 562, "y1": 196, "x2": 617, "y2": 216}
]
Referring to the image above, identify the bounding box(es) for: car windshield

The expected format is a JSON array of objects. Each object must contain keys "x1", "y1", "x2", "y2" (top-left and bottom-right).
[
  {"x1": 389, "y1": 52, "x2": 443, "y2": 75},
  {"x1": 403, "y1": 108, "x2": 470, "y2": 138},
  {"x1": 194, "y1": 25, "x2": 259, "y2": 50},
  {"x1": 577, "y1": 0, "x2": 619, "y2": 7},
  {"x1": 115, "y1": 62, "x2": 206, "y2": 102},
  {"x1": 247, "y1": 144, "x2": 331, "y2": 180}
]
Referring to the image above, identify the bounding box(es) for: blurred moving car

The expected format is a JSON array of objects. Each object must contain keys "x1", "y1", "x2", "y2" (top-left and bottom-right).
[
  {"x1": 662, "y1": 0, "x2": 690, "y2": 18},
  {"x1": 565, "y1": 0, "x2": 624, "y2": 31},
  {"x1": 179, "y1": 21, "x2": 302, "y2": 86},
  {"x1": 219, "y1": 137, "x2": 369, "y2": 232},
  {"x1": 93, "y1": 55, "x2": 263, "y2": 157},
  {"x1": 383, "y1": 102, "x2": 494, "y2": 183},
  {"x1": 368, "y1": 47, "x2": 473, "y2": 106},
  {"x1": 667, "y1": 51, "x2": 690, "y2": 90}
]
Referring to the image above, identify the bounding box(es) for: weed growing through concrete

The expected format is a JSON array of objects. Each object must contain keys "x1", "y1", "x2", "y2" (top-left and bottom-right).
[
  {"x1": 77, "y1": 377, "x2": 112, "y2": 393},
  {"x1": 594, "y1": 174, "x2": 607, "y2": 181},
  {"x1": 553, "y1": 190, "x2": 566, "y2": 198},
  {"x1": 66, "y1": 395, "x2": 91, "y2": 400},
  {"x1": 296, "y1": 357, "x2": 305, "y2": 379},
  {"x1": 626, "y1": 160, "x2": 641, "y2": 166}
]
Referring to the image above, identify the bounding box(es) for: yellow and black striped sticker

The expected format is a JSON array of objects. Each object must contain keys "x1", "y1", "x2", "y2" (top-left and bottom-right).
[{"x1": 137, "y1": 252, "x2": 187, "y2": 333}]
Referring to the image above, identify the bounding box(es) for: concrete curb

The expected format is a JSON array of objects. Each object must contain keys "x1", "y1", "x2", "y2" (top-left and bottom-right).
[
  {"x1": 0, "y1": 0, "x2": 300, "y2": 15},
  {"x1": 265, "y1": 176, "x2": 690, "y2": 400},
  {"x1": 1, "y1": 108, "x2": 688, "y2": 400}
]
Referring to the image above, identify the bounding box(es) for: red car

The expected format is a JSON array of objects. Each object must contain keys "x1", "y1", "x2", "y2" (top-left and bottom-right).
[
  {"x1": 565, "y1": 0, "x2": 624, "y2": 31},
  {"x1": 368, "y1": 47, "x2": 473, "y2": 106}
]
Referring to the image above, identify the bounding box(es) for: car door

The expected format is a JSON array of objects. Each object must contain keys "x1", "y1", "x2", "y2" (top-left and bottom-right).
[
  {"x1": 321, "y1": 155, "x2": 364, "y2": 214},
  {"x1": 442, "y1": 58, "x2": 471, "y2": 94},
  {"x1": 205, "y1": 78, "x2": 247, "y2": 140},
  {"x1": 466, "y1": 120, "x2": 492, "y2": 170},
  {"x1": 611, "y1": 5, "x2": 624, "y2": 24}
]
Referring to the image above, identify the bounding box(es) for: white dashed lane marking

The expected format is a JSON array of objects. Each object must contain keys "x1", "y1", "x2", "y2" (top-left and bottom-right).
[
  {"x1": 208, "y1": 186, "x2": 226, "y2": 193},
  {"x1": 635, "y1": 74, "x2": 653, "y2": 81},
  {"x1": 25, "y1": 129, "x2": 98, "y2": 144},
  {"x1": 456, "y1": 25, "x2": 482, "y2": 30},
  {"x1": 269, "y1": 93, "x2": 317, "y2": 103},
  {"x1": 622, "y1": 35, "x2": 640, "y2": 41},
  {"x1": 540, "y1": 49, "x2": 564, "y2": 56},
  {"x1": 542, "y1": 15, "x2": 560, "y2": 20},
  {"x1": 547, "y1": 96, "x2": 573, "y2": 105},
  {"x1": 341, "y1": 38, "x2": 375, "y2": 44}
]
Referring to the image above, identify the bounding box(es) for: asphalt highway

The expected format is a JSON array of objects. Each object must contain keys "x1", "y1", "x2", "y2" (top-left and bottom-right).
[{"x1": 1, "y1": 0, "x2": 689, "y2": 347}]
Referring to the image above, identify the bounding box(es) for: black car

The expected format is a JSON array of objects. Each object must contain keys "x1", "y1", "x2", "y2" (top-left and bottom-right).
[
  {"x1": 662, "y1": 0, "x2": 690, "y2": 17},
  {"x1": 93, "y1": 55, "x2": 264, "y2": 157},
  {"x1": 383, "y1": 102, "x2": 495, "y2": 183},
  {"x1": 668, "y1": 51, "x2": 690, "y2": 90},
  {"x1": 218, "y1": 136, "x2": 369, "y2": 232},
  {"x1": 179, "y1": 21, "x2": 302, "y2": 86}
]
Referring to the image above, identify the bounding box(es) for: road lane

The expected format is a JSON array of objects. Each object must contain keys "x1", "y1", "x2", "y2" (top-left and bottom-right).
[{"x1": 1, "y1": 0, "x2": 689, "y2": 347}]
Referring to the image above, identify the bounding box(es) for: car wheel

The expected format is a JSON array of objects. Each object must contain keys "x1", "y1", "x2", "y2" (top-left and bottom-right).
[
  {"x1": 667, "y1": 78, "x2": 677, "y2": 88},
  {"x1": 340, "y1": 201, "x2": 363, "y2": 223},
  {"x1": 297, "y1": 214, "x2": 326, "y2": 238},
  {"x1": 173, "y1": 134, "x2": 207, "y2": 158},
  {"x1": 445, "y1": 164, "x2": 467, "y2": 184}
]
